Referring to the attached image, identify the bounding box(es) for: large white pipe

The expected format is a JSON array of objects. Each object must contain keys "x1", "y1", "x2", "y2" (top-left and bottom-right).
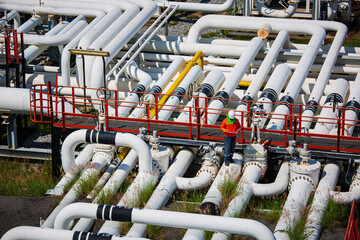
[
  {"x1": 55, "y1": 203, "x2": 275, "y2": 239},
  {"x1": 205, "y1": 37, "x2": 264, "y2": 124},
  {"x1": 89, "y1": 1, "x2": 157, "y2": 104},
  {"x1": 329, "y1": 71, "x2": 360, "y2": 136},
  {"x1": 129, "y1": 57, "x2": 186, "y2": 118},
  {"x1": 126, "y1": 148, "x2": 196, "y2": 238},
  {"x1": 16, "y1": 15, "x2": 42, "y2": 34},
  {"x1": 211, "y1": 164, "x2": 262, "y2": 240},
  {"x1": 252, "y1": 161, "x2": 289, "y2": 197},
  {"x1": 24, "y1": 21, "x2": 68, "y2": 64},
  {"x1": 157, "y1": 65, "x2": 203, "y2": 121},
  {"x1": 301, "y1": 21, "x2": 348, "y2": 131},
  {"x1": 176, "y1": 70, "x2": 225, "y2": 123},
  {"x1": 183, "y1": 153, "x2": 243, "y2": 240},
  {"x1": 330, "y1": 165, "x2": 360, "y2": 204},
  {"x1": 313, "y1": 78, "x2": 349, "y2": 134},
  {"x1": 0, "y1": 10, "x2": 20, "y2": 28},
  {"x1": 22, "y1": 16, "x2": 87, "y2": 45},
  {"x1": 254, "y1": 0, "x2": 299, "y2": 18},
  {"x1": 154, "y1": 0, "x2": 234, "y2": 12},
  {"x1": 273, "y1": 179, "x2": 313, "y2": 240},
  {"x1": 52, "y1": 144, "x2": 94, "y2": 196},
  {"x1": 43, "y1": 146, "x2": 114, "y2": 228},
  {"x1": 304, "y1": 162, "x2": 341, "y2": 240},
  {"x1": 61, "y1": 130, "x2": 152, "y2": 173},
  {"x1": 115, "y1": 61, "x2": 153, "y2": 117},
  {"x1": 1, "y1": 226, "x2": 144, "y2": 240}
]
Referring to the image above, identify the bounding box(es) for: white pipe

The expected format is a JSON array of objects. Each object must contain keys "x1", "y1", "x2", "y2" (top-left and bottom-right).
[
  {"x1": 327, "y1": 0, "x2": 338, "y2": 20},
  {"x1": 24, "y1": 21, "x2": 68, "y2": 64},
  {"x1": 127, "y1": 148, "x2": 196, "y2": 238},
  {"x1": 313, "y1": 78, "x2": 349, "y2": 134},
  {"x1": 90, "y1": 1, "x2": 157, "y2": 104},
  {"x1": 52, "y1": 144, "x2": 94, "y2": 196},
  {"x1": 154, "y1": 0, "x2": 234, "y2": 12},
  {"x1": 115, "y1": 61, "x2": 153, "y2": 117},
  {"x1": 73, "y1": 148, "x2": 139, "y2": 231},
  {"x1": 183, "y1": 153, "x2": 243, "y2": 240},
  {"x1": 43, "y1": 145, "x2": 114, "y2": 228},
  {"x1": 1, "y1": 226, "x2": 143, "y2": 240},
  {"x1": 130, "y1": 57, "x2": 186, "y2": 118},
  {"x1": 273, "y1": 179, "x2": 313, "y2": 240},
  {"x1": 16, "y1": 15, "x2": 42, "y2": 33},
  {"x1": 22, "y1": 15, "x2": 88, "y2": 45},
  {"x1": 301, "y1": 21, "x2": 348, "y2": 131},
  {"x1": 252, "y1": 161, "x2": 289, "y2": 197},
  {"x1": 55, "y1": 203, "x2": 275, "y2": 240},
  {"x1": 329, "y1": 71, "x2": 360, "y2": 136},
  {"x1": 176, "y1": 170, "x2": 213, "y2": 190},
  {"x1": 157, "y1": 65, "x2": 203, "y2": 121},
  {"x1": 205, "y1": 37, "x2": 264, "y2": 124},
  {"x1": 330, "y1": 165, "x2": 360, "y2": 204},
  {"x1": 211, "y1": 164, "x2": 262, "y2": 240},
  {"x1": 304, "y1": 162, "x2": 341, "y2": 240},
  {"x1": 254, "y1": 0, "x2": 299, "y2": 18},
  {"x1": 61, "y1": 130, "x2": 152, "y2": 173},
  {"x1": 176, "y1": 70, "x2": 225, "y2": 123},
  {"x1": 253, "y1": 64, "x2": 291, "y2": 128},
  {"x1": 0, "y1": 10, "x2": 19, "y2": 28}
]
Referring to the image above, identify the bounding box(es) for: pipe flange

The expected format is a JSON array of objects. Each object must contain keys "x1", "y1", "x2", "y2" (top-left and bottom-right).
[
  {"x1": 349, "y1": 180, "x2": 360, "y2": 192},
  {"x1": 93, "y1": 151, "x2": 114, "y2": 163},
  {"x1": 197, "y1": 166, "x2": 217, "y2": 181},
  {"x1": 242, "y1": 162, "x2": 267, "y2": 177},
  {"x1": 152, "y1": 161, "x2": 164, "y2": 178},
  {"x1": 288, "y1": 175, "x2": 315, "y2": 191},
  {"x1": 205, "y1": 157, "x2": 221, "y2": 169}
]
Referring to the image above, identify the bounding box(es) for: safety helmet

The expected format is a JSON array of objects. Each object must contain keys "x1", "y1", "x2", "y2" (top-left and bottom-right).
[{"x1": 228, "y1": 110, "x2": 235, "y2": 119}]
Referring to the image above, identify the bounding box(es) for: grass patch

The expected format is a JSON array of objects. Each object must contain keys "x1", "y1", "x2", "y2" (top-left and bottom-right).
[
  {"x1": 217, "y1": 177, "x2": 239, "y2": 214},
  {"x1": 74, "y1": 172, "x2": 99, "y2": 199},
  {"x1": 136, "y1": 180, "x2": 156, "y2": 208},
  {"x1": 173, "y1": 189, "x2": 208, "y2": 213},
  {"x1": 322, "y1": 199, "x2": 350, "y2": 232},
  {"x1": 0, "y1": 159, "x2": 55, "y2": 197},
  {"x1": 147, "y1": 224, "x2": 164, "y2": 238}
]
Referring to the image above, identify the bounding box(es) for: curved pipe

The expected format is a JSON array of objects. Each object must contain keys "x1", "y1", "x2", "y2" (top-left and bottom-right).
[
  {"x1": 55, "y1": 203, "x2": 275, "y2": 240},
  {"x1": 154, "y1": 0, "x2": 234, "y2": 12},
  {"x1": 330, "y1": 165, "x2": 360, "y2": 204},
  {"x1": 61, "y1": 130, "x2": 152, "y2": 173},
  {"x1": 304, "y1": 162, "x2": 341, "y2": 240},
  {"x1": 254, "y1": 0, "x2": 298, "y2": 18},
  {"x1": 16, "y1": 15, "x2": 43, "y2": 33},
  {"x1": 0, "y1": 10, "x2": 20, "y2": 28},
  {"x1": 1, "y1": 226, "x2": 146, "y2": 240},
  {"x1": 115, "y1": 61, "x2": 153, "y2": 117},
  {"x1": 176, "y1": 170, "x2": 213, "y2": 190},
  {"x1": 252, "y1": 161, "x2": 289, "y2": 197}
]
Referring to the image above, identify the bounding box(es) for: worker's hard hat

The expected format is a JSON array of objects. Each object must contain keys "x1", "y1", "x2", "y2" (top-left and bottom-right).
[{"x1": 228, "y1": 110, "x2": 235, "y2": 119}]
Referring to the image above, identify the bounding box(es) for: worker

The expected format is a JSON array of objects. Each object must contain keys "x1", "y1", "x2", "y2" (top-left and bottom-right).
[{"x1": 220, "y1": 110, "x2": 241, "y2": 166}]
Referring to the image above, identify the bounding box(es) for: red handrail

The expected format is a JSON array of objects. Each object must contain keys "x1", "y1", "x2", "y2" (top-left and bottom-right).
[{"x1": 345, "y1": 199, "x2": 359, "y2": 240}]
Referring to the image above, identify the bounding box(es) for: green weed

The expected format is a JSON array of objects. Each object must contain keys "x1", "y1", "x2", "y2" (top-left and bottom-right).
[
  {"x1": 322, "y1": 199, "x2": 350, "y2": 232},
  {"x1": 174, "y1": 189, "x2": 208, "y2": 213},
  {"x1": 74, "y1": 172, "x2": 99, "y2": 199},
  {"x1": 147, "y1": 224, "x2": 164, "y2": 238},
  {"x1": 0, "y1": 159, "x2": 55, "y2": 197},
  {"x1": 217, "y1": 177, "x2": 239, "y2": 214}
]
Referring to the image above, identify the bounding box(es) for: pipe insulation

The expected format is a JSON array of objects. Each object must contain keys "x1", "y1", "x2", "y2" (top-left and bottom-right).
[
  {"x1": 1, "y1": 226, "x2": 148, "y2": 240},
  {"x1": 0, "y1": 10, "x2": 20, "y2": 28},
  {"x1": 16, "y1": 14, "x2": 43, "y2": 34},
  {"x1": 205, "y1": 37, "x2": 264, "y2": 124},
  {"x1": 61, "y1": 129, "x2": 152, "y2": 173},
  {"x1": 330, "y1": 165, "x2": 360, "y2": 204},
  {"x1": 54, "y1": 203, "x2": 275, "y2": 240},
  {"x1": 254, "y1": 0, "x2": 299, "y2": 18},
  {"x1": 126, "y1": 148, "x2": 196, "y2": 238},
  {"x1": 313, "y1": 78, "x2": 349, "y2": 134},
  {"x1": 304, "y1": 162, "x2": 341, "y2": 240},
  {"x1": 154, "y1": 0, "x2": 234, "y2": 12}
]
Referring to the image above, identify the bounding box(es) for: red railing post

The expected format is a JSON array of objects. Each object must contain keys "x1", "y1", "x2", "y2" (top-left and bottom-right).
[
  {"x1": 155, "y1": 93, "x2": 158, "y2": 120},
  {"x1": 188, "y1": 106, "x2": 192, "y2": 139},
  {"x1": 61, "y1": 97, "x2": 66, "y2": 132},
  {"x1": 337, "y1": 116, "x2": 341, "y2": 152},
  {"x1": 284, "y1": 115, "x2": 287, "y2": 147},
  {"x1": 299, "y1": 105, "x2": 302, "y2": 133},
  {"x1": 294, "y1": 115, "x2": 297, "y2": 142},
  {"x1": 204, "y1": 97, "x2": 208, "y2": 124},
  {"x1": 196, "y1": 96, "x2": 201, "y2": 140},
  {"x1": 115, "y1": 90, "x2": 118, "y2": 117},
  {"x1": 146, "y1": 102, "x2": 150, "y2": 131},
  {"x1": 241, "y1": 111, "x2": 244, "y2": 144}
]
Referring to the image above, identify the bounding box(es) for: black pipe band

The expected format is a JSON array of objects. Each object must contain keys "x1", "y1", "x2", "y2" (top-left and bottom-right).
[
  {"x1": 97, "y1": 204, "x2": 105, "y2": 219},
  {"x1": 214, "y1": 91, "x2": 230, "y2": 105},
  {"x1": 73, "y1": 231, "x2": 112, "y2": 240},
  {"x1": 345, "y1": 100, "x2": 360, "y2": 115},
  {"x1": 132, "y1": 84, "x2": 146, "y2": 98},
  {"x1": 111, "y1": 206, "x2": 133, "y2": 222},
  {"x1": 324, "y1": 93, "x2": 343, "y2": 105},
  {"x1": 304, "y1": 100, "x2": 319, "y2": 114},
  {"x1": 85, "y1": 129, "x2": 92, "y2": 143},
  {"x1": 239, "y1": 95, "x2": 253, "y2": 106},
  {"x1": 279, "y1": 95, "x2": 294, "y2": 110},
  {"x1": 148, "y1": 85, "x2": 162, "y2": 94},
  {"x1": 97, "y1": 131, "x2": 117, "y2": 144},
  {"x1": 173, "y1": 87, "x2": 186, "y2": 101},
  {"x1": 197, "y1": 83, "x2": 214, "y2": 97},
  {"x1": 259, "y1": 88, "x2": 277, "y2": 102}
]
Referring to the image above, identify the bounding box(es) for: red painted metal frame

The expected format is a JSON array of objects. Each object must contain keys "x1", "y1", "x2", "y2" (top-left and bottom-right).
[
  {"x1": 29, "y1": 84, "x2": 360, "y2": 153},
  {"x1": 0, "y1": 29, "x2": 24, "y2": 64},
  {"x1": 345, "y1": 199, "x2": 360, "y2": 240}
]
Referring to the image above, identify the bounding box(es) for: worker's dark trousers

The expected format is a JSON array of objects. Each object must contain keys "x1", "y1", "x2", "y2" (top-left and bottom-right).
[{"x1": 224, "y1": 136, "x2": 236, "y2": 163}]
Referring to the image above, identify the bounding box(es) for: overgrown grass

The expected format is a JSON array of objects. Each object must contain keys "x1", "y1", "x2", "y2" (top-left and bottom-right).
[
  {"x1": 147, "y1": 224, "x2": 164, "y2": 238},
  {"x1": 322, "y1": 199, "x2": 351, "y2": 232},
  {"x1": 173, "y1": 189, "x2": 208, "y2": 213},
  {"x1": 97, "y1": 175, "x2": 133, "y2": 205},
  {"x1": 0, "y1": 159, "x2": 55, "y2": 197},
  {"x1": 136, "y1": 180, "x2": 156, "y2": 208},
  {"x1": 284, "y1": 207, "x2": 310, "y2": 240},
  {"x1": 74, "y1": 173, "x2": 99, "y2": 199},
  {"x1": 217, "y1": 177, "x2": 239, "y2": 214}
]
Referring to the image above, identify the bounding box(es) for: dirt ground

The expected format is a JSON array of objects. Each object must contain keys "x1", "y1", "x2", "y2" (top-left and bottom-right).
[{"x1": 0, "y1": 196, "x2": 347, "y2": 239}]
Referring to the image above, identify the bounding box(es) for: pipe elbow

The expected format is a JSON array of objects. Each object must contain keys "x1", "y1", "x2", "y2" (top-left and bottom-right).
[{"x1": 176, "y1": 171, "x2": 213, "y2": 190}]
